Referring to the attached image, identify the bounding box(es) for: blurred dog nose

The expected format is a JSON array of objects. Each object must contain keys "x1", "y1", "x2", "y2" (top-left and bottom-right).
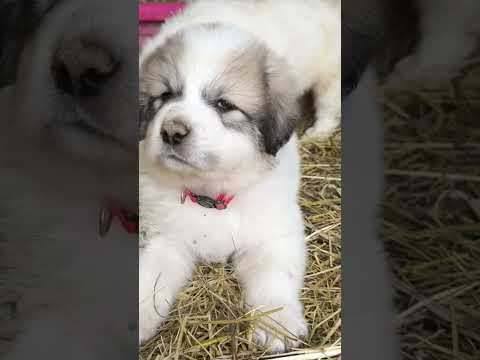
[
  {"x1": 51, "y1": 38, "x2": 118, "y2": 97},
  {"x1": 161, "y1": 118, "x2": 191, "y2": 146}
]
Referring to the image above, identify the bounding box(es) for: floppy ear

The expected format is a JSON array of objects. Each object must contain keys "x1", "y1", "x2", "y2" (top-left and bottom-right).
[
  {"x1": 261, "y1": 52, "x2": 301, "y2": 156},
  {"x1": 138, "y1": 91, "x2": 153, "y2": 142}
]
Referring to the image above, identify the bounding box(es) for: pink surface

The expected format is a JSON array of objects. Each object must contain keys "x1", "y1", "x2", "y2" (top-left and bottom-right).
[
  {"x1": 139, "y1": 3, "x2": 185, "y2": 46},
  {"x1": 139, "y1": 3, "x2": 184, "y2": 22}
]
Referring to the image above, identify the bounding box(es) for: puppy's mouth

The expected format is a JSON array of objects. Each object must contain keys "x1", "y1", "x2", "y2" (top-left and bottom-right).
[
  {"x1": 63, "y1": 120, "x2": 134, "y2": 154},
  {"x1": 163, "y1": 152, "x2": 197, "y2": 169}
]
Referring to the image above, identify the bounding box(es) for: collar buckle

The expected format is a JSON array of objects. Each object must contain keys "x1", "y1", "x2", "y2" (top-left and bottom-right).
[
  {"x1": 181, "y1": 188, "x2": 234, "y2": 210},
  {"x1": 98, "y1": 201, "x2": 139, "y2": 237}
]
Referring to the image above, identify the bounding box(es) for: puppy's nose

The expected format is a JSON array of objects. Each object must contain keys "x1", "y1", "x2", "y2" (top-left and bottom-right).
[
  {"x1": 51, "y1": 38, "x2": 118, "y2": 97},
  {"x1": 161, "y1": 118, "x2": 191, "y2": 146}
]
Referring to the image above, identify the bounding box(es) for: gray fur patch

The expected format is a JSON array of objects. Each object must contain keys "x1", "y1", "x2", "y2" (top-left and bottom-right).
[
  {"x1": 202, "y1": 39, "x2": 300, "y2": 155},
  {"x1": 139, "y1": 33, "x2": 185, "y2": 140}
]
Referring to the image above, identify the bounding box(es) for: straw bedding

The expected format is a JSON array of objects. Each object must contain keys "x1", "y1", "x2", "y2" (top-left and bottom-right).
[{"x1": 380, "y1": 59, "x2": 480, "y2": 359}]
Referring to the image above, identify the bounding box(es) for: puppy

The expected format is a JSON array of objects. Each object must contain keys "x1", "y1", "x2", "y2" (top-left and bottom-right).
[
  {"x1": 0, "y1": 1, "x2": 137, "y2": 358},
  {"x1": 138, "y1": 0, "x2": 341, "y2": 351},
  {"x1": 141, "y1": 0, "x2": 341, "y2": 139}
]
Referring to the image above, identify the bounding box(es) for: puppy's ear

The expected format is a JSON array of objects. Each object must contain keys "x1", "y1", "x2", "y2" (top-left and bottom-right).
[
  {"x1": 0, "y1": 0, "x2": 50, "y2": 86},
  {"x1": 261, "y1": 52, "x2": 301, "y2": 156},
  {"x1": 0, "y1": 1, "x2": 25, "y2": 85},
  {"x1": 138, "y1": 92, "x2": 152, "y2": 142}
]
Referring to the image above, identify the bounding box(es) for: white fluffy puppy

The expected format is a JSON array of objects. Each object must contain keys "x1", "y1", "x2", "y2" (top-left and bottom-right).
[
  {"x1": 141, "y1": 0, "x2": 341, "y2": 139},
  {"x1": 139, "y1": 0, "x2": 340, "y2": 352}
]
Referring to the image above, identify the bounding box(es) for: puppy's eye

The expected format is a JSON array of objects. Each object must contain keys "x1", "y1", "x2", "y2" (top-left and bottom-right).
[
  {"x1": 151, "y1": 92, "x2": 173, "y2": 110},
  {"x1": 215, "y1": 98, "x2": 236, "y2": 113},
  {"x1": 160, "y1": 91, "x2": 173, "y2": 102},
  {"x1": 151, "y1": 98, "x2": 162, "y2": 110}
]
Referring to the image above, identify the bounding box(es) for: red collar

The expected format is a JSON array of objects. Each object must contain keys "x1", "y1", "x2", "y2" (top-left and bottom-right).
[
  {"x1": 181, "y1": 188, "x2": 235, "y2": 210},
  {"x1": 98, "y1": 201, "x2": 138, "y2": 237}
]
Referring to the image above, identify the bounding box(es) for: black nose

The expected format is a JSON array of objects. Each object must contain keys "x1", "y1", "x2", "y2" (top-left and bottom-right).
[
  {"x1": 161, "y1": 118, "x2": 191, "y2": 146},
  {"x1": 51, "y1": 38, "x2": 118, "y2": 97}
]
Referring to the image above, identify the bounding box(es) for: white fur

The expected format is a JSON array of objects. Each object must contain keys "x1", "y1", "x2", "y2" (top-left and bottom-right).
[
  {"x1": 140, "y1": 138, "x2": 307, "y2": 352},
  {"x1": 142, "y1": 0, "x2": 341, "y2": 139}
]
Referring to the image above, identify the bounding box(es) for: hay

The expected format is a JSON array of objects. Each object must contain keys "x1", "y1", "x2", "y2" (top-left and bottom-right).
[
  {"x1": 139, "y1": 134, "x2": 342, "y2": 360},
  {"x1": 380, "y1": 57, "x2": 480, "y2": 359}
]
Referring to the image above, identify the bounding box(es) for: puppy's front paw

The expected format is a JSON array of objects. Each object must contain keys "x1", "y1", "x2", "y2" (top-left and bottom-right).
[
  {"x1": 253, "y1": 305, "x2": 308, "y2": 353},
  {"x1": 384, "y1": 57, "x2": 421, "y2": 90},
  {"x1": 303, "y1": 116, "x2": 339, "y2": 141},
  {"x1": 138, "y1": 290, "x2": 168, "y2": 345},
  {"x1": 138, "y1": 312, "x2": 162, "y2": 345},
  {"x1": 304, "y1": 125, "x2": 334, "y2": 140},
  {"x1": 385, "y1": 55, "x2": 453, "y2": 90}
]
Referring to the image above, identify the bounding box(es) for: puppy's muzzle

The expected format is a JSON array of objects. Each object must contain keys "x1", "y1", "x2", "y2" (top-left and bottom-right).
[
  {"x1": 161, "y1": 117, "x2": 191, "y2": 146},
  {"x1": 51, "y1": 37, "x2": 118, "y2": 97}
]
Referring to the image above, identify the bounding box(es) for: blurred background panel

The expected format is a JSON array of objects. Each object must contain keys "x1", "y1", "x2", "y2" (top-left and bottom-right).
[
  {"x1": 343, "y1": 0, "x2": 480, "y2": 359},
  {"x1": 0, "y1": 1, "x2": 139, "y2": 358}
]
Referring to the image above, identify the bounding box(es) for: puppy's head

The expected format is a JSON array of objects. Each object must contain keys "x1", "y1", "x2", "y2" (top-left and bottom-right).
[
  {"x1": 140, "y1": 24, "x2": 300, "y2": 182},
  {"x1": 10, "y1": 0, "x2": 138, "y2": 170}
]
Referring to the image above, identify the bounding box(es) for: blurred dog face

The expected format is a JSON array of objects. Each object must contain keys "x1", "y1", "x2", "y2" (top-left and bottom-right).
[
  {"x1": 9, "y1": 0, "x2": 137, "y2": 168},
  {"x1": 140, "y1": 24, "x2": 299, "y2": 181}
]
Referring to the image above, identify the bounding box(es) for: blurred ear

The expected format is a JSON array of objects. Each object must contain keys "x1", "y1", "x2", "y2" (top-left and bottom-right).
[
  {"x1": 342, "y1": 0, "x2": 389, "y2": 100},
  {"x1": 0, "y1": 0, "x2": 25, "y2": 85},
  {"x1": 261, "y1": 51, "x2": 301, "y2": 156},
  {"x1": 0, "y1": 0, "x2": 53, "y2": 86}
]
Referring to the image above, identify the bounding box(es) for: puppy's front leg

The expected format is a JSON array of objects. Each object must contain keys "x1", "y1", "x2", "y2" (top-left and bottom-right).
[
  {"x1": 139, "y1": 239, "x2": 194, "y2": 344},
  {"x1": 235, "y1": 236, "x2": 307, "y2": 353},
  {"x1": 305, "y1": 75, "x2": 341, "y2": 139}
]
